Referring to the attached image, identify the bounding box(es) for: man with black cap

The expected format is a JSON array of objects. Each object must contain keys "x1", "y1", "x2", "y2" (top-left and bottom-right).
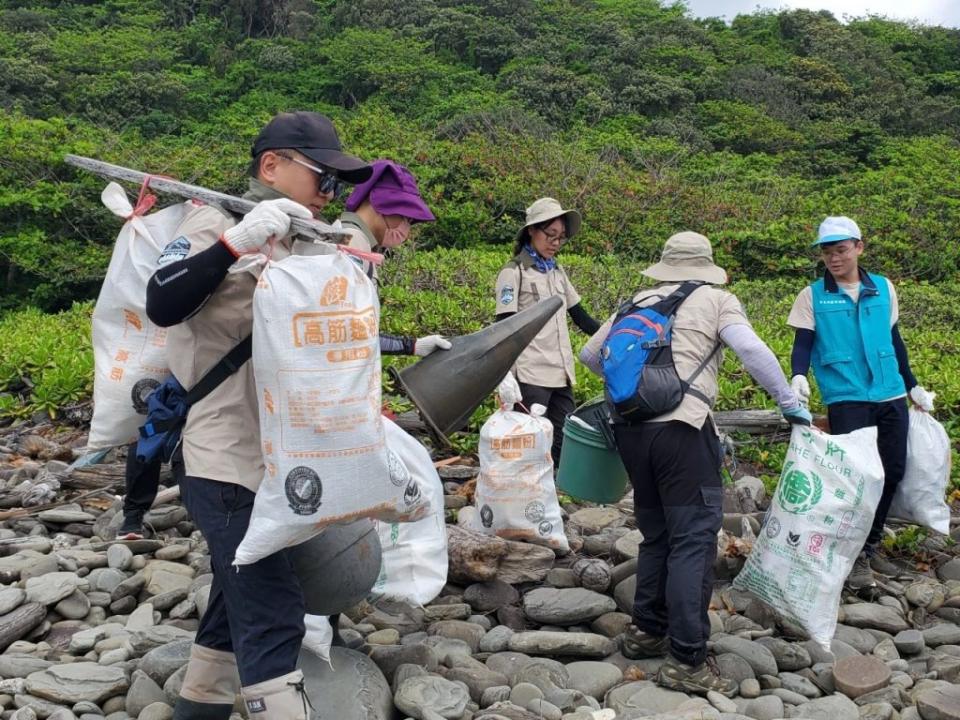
[{"x1": 144, "y1": 111, "x2": 372, "y2": 720}]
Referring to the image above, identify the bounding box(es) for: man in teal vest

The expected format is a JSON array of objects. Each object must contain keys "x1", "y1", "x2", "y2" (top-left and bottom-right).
[{"x1": 788, "y1": 216, "x2": 935, "y2": 591}]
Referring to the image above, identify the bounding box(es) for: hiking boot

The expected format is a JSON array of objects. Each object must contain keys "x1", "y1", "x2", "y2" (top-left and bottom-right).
[
  {"x1": 846, "y1": 552, "x2": 877, "y2": 591},
  {"x1": 116, "y1": 514, "x2": 145, "y2": 541},
  {"x1": 658, "y1": 655, "x2": 737, "y2": 697},
  {"x1": 621, "y1": 624, "x2": 668, "y2": 659}
]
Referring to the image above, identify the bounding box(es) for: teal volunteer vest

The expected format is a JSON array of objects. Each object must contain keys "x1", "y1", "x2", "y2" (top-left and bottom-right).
[{"x1": 810, "y1": 270, "x2": 905, "y2": 405}]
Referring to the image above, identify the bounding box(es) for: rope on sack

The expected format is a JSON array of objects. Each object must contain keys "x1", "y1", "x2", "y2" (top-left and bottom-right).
[
  {"x1": 126, "y1": 175, "x2": 159, "y2": 220},
  {"x1": 338, "y1": 244, "x2": 384, "y2": 266}
]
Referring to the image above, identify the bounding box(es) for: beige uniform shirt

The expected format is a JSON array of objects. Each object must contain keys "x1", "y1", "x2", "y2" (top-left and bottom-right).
[
  {"x1": 163, "y1": 190, "x2": 294, "y2": 492},
  {"x1": 339, "y1": 212, "x2": 380, "y2": 286},
  {"x1": 495, "y1": 253, "x2": 581, "y2": 387},
  {"x1": 582, "y1": 283, "x2": 750, "y2": 430}
]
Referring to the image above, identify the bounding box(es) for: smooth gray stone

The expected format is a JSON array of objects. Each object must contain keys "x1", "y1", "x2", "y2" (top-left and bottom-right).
[
  {"x1": 138, "y1": 639, "x2": 193, "y2": 686},
  {"x1": 521, "y1": 588, "x2": 616, "y2": 625},
  {"x1": 794, "y1": 694, "x2": 861, "y2": 720},
  {"x1": 300, "y1": 647, "x2": 393, "y2": 720},
  {"x1": 713, "y1": 635, "x2": 778, "y2": 676},
  {"x1": 24, "y1": 663, "x2": 128, "y2": 704},
  {"x1": 394, "y1": 674, "x2": 469, "y2": 720},
  {"x1": 125, "y1": 671, "x2": 166, "y2": 717}
]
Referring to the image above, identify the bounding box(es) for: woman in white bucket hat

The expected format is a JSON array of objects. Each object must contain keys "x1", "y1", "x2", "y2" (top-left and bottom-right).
[{"x1": 494, "y1": 197, "x2": 601, "y2": 465}]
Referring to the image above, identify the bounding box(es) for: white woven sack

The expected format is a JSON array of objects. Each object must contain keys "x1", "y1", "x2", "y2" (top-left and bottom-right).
[
  {"x1": 734, "y1": 425, "x2": 884, "y2": 649},
  {"x1": 370, "y1": 418, "x2": 448, "y2": 606},
  {"x1": 301, "y1": 614, "x2": 333, "y2": 666},
  {"x1": 888, "y1": 408, "x2": 952, "y2": 535},
  {"x1": 235, "y1": 251, "x2": 428, "y2": 566},
  {"x1": 476, "y1": 404, "x2": 569, "y2": 552},
  {"x1": 88, "y1": 183, "x2": 193, "y2": 450}
]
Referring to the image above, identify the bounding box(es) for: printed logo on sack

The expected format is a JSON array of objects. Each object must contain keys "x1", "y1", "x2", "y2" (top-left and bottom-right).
[
  {"x1": 403, "y1": 479, "x2": 421, "y2": 507},
  {"x1": 777, "y1": 462, "x2": 823, "y2": 515},
  {"x1": 765, "y1": 516, "x2": 782, "y2": 539},
  {"x1": 284, "y1": 466, "x2": 323, "y2": 515},
  {"x1": 319, "y1": 276, "x2": 348, "y2": 306},
  {"x1": 500, "y1": 285, "x2": 514, "y2": 305},
  {"x1": 837, "y1": 510, "x2": 856, "y2": 539},
  {"x1": 157, "y1": 236, "x2": 191, "y2": 266},
  {"x1": 538, "y1": 520, "x2": 553, "y2": 537},
  {"x1": 246, "y1": 698, "x2": 266, "y2": 714},
  {"x1": 807, "y1": 533, "x2": 824, "y2": 556},
  {"x1": 524, "y1": 501, "x2": 546, "y2": 523},
  {"x1": 130, "y1": 377, "x2": 161, "y2": 414},
  {"x1": 387, "y1": 449, "x2": 409, "y2": 487},
  {"x1": 786, "y1": 532, "x2": 801, "y2": 548},
  {"x1": 480, "y1": 504, "x2": 494, "y2": 528}
]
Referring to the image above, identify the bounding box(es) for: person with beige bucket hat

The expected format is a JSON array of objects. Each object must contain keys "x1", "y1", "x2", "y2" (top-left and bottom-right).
[
  {"x1": 580, "y1": 231, "x2": 810, "y2": 697},
  {"x1": 494, "y1": 197, "x2": 602, "y2": 465}
]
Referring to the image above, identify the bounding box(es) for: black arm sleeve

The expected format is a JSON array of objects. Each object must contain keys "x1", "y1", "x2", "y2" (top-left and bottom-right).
[
  {"x1": 568, "y1": 303, "x2": 601, "y2": 335},
  {"x1": 791, "y1": 328, "x2": 815, "y2": 377},
  {"x1": 891, "y1": 323, "x2": 917, "y2": 391},
  {"x1": 495, "y1": 312, "x2": 516, "y2": 323},
  {"x1": 380, "y1": 334, "x2": 416, "y2": 355},
  {"x1": 146, "y1": 241, "x2": 236, "y2": 328}
]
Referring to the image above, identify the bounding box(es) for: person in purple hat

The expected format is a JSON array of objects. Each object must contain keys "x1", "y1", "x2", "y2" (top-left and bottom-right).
[{"x1": 339, "y1": 159, "x2": 451, "y2": 357}]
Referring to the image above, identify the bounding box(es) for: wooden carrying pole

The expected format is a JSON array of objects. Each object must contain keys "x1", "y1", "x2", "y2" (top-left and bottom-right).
[{"x1": 63, "y1": 154, "x2": 349, "y2": 244}]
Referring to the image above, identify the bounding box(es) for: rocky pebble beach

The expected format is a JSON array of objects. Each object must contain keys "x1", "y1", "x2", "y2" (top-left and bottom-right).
[{"x1": 0, "y1": 420, "x2": 959, "y2": 720}]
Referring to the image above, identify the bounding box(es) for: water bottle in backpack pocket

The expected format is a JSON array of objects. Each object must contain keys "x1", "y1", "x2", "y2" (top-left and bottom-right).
[{"x1": 601, "y1": 281, "x2": 719, "y2": 422}]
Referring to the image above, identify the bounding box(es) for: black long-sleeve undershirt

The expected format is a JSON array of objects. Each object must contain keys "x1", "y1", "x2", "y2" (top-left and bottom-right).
[
  {"x1": 790, "y1": 324, "x2": 917, "y2": 390},
  {"x1": 146, "y1": 241, "x2": 235, "y2": 328}
]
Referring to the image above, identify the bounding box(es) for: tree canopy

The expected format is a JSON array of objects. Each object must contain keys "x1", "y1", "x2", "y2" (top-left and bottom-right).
[{"x1": 1, "y1": 0, "x2": 959, "y2": 310}]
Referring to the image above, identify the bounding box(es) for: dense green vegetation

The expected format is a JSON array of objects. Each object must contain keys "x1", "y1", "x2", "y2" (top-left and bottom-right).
[
  {"x1": 2, "y1": 0, "x2": 960, "y2": 310},
  {"x1": 0, "y1": 1, "x2": 957, "y2": 486},
  {"x1": 2, "y1": 246, "x2": 957, "y2": 487}
]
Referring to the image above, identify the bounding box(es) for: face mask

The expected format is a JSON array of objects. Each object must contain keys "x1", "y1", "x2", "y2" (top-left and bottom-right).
[{"x1": 382, "y1": 218, "x2": 410, "y2": 248}]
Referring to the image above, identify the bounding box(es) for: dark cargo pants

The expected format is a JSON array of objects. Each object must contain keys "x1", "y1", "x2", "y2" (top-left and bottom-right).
[
  {"x1": 827, "y1": 397, "x2": 909, "y2": 552},
  {"x1": 614, "y1": 420, "x2": 724, "y2": 667},
  {"x1": 173, "y1": 452, "x2": 305, "y2": 687}
]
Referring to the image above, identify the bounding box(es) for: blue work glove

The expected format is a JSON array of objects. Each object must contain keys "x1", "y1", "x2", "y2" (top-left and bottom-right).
[{"x1": 783, "y1": 405, "x2": 812, "y2": 426}]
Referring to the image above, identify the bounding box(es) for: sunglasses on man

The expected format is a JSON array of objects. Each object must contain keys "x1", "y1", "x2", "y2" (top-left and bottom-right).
[{"x1": 275, "y1": 152, "x2": 348, "y2": 199}]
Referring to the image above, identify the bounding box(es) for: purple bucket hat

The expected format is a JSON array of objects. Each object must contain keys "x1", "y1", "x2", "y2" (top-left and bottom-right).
[{"x1": 344, "y1": 159, "x2": 436, "y2": 223}]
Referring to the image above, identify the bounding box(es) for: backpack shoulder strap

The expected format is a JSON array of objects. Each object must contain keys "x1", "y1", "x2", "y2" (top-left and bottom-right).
[{"x1": 185, "y1": 335, "x2": 252, "y2": 405}]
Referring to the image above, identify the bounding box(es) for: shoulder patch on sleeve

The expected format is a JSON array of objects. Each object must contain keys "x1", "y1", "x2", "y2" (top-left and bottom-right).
[
  {"x1": 157, "y1": 236, "x2": 191, "y2": 266},
  {"x1": 500, "y1": 285, "x2": 515, "y2": 305}
]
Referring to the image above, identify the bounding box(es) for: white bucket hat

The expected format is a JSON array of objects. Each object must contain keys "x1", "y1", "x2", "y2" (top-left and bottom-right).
[
  {"x1": 642, "y1": 231, "x2": 728, "y2": 285},
  {"x1": 516, "y1": 197, "x2": 582, "y2": 242}
]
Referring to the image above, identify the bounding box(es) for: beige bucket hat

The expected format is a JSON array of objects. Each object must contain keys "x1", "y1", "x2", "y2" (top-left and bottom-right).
[
  {"x1": 642, "y1": 231, "x2": 728, "y2": 285},
  {"x1": 516, "y1": 197, "x2": 582, "y2": 242}
]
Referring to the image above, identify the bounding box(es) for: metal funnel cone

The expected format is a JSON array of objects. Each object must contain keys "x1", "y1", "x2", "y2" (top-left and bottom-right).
[{"x1": 390, "y1": 296, "x2": 563, "y2": 441}]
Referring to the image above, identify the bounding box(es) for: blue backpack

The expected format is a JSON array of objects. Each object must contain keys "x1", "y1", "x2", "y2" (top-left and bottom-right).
[{"x1": 601, "y1": 281, "x2": 720, "y2": 421}]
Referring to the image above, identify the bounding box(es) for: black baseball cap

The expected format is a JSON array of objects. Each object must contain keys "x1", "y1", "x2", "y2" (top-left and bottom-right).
[{"x1": 251, "y1": 111, "x2": 372, "y2": 184}]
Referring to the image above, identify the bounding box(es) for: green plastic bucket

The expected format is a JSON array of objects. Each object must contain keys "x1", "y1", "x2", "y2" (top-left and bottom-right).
[{"x1": 556, "y1": 399, "x2": 629, "y2": 504}]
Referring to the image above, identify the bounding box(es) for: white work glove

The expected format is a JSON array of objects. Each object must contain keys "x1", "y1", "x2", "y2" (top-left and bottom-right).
[
  {"x1": 413, "y1": 335, "x2": 452, "y2": 357},
  {"x1": 496, "y1": 373, "x2": 522, "y2": 408},
  {"x1": 790, "y1": 375, "x2": 811, "y2": 407},
  {"x1": 220, "y1": 198, "x2": 312, "y2": 256},
  {"x1": 909, "y1": 385, "x2": 935, "y2": 412}
]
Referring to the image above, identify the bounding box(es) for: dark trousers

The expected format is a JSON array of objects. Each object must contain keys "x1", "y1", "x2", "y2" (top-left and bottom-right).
[
  {"x1": 614, "y1": 420, "x2": 723, "y2": 667},
  {"x1": 173, "y1": 453, "x2": 305, "y2": 687},
  {"x1": 122, "y1": 442, "x2": 162, "y2": 522},
  {"x1": 828, "y1": 398, "x2": 909, "y2": 551},
  {"x1": 516, "y1": 382, "x2": 575, "y2": 466}
]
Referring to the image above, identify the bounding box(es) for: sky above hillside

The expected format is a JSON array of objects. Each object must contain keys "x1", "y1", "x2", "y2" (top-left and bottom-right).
[{"x1": 684, "y1": 0, "x2": 960, "y2": 27}]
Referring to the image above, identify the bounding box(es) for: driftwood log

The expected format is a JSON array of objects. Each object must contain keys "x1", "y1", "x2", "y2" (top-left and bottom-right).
[
  {"x1": 446, "y1": 526, "x2": 507, "y2": 584},
  {"x1": 0, "y1": 602, "x2": 45, "y2": 652}
]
